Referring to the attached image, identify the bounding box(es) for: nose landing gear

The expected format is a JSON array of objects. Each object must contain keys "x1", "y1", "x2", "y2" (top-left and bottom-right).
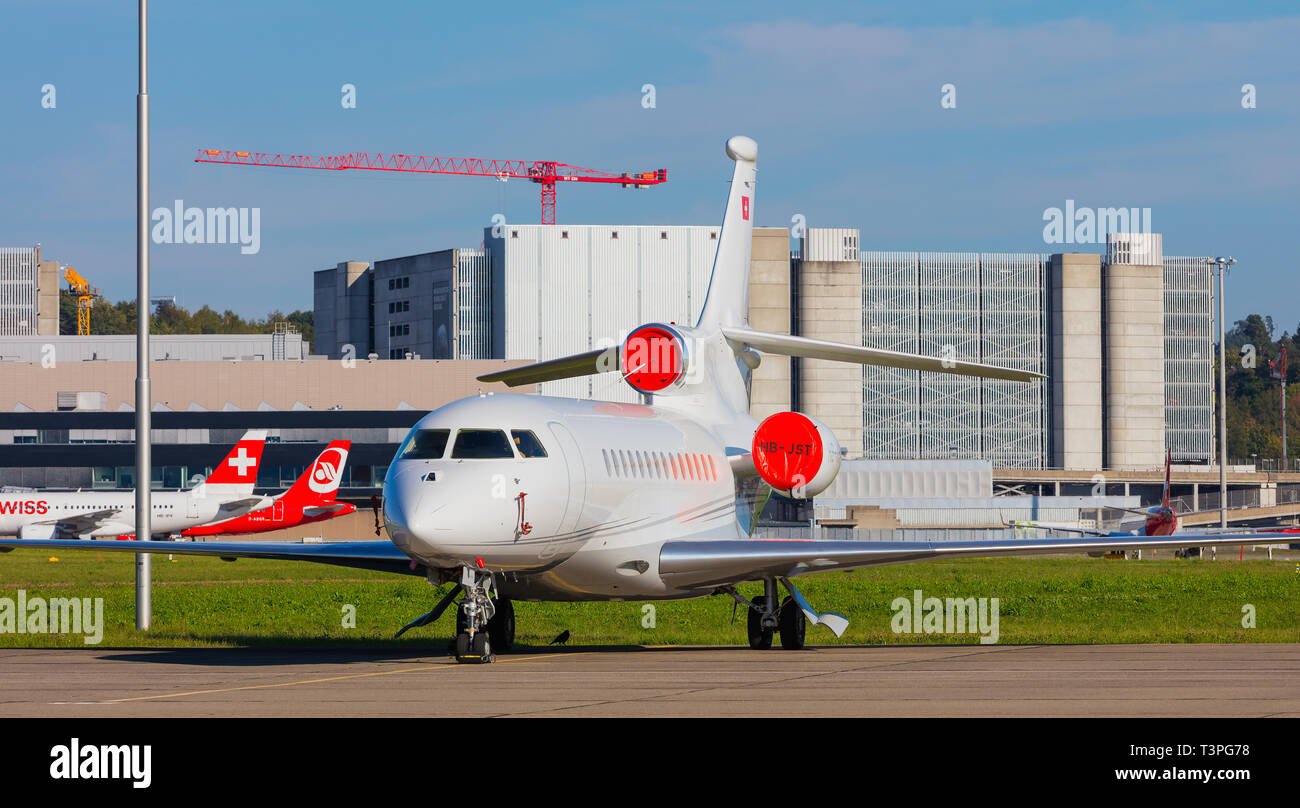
[{"x1": 453, "y1": 567, "x2": 498, "y2": 664}]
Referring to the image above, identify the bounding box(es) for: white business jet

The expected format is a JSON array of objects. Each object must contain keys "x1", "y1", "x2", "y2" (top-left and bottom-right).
[{"x1": 1, "y1": 138, "x2": 1285, "y2": 662}]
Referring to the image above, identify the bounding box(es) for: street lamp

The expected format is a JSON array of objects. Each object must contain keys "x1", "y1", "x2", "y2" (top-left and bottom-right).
[
  {"x1": 135, "y1": 0, "x2": 152, "y2": 628},
  {"x1": 1206, "y1": 257, "x2": 1237, "y2": 543}
]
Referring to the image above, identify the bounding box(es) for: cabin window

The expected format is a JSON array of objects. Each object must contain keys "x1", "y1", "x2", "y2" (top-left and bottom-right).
[
  {"x1": 397, "y1": 428, "x2": 451, "y2": 460},
  {"x1": 451, "y1": 429, "x2": 514, "y2": 459},
  {"x1": 706, "y1": 455, "x2": 717, "y2": 481},
  {"x1": 510, "y1": 430, "x2": 548, "y2": 458}
]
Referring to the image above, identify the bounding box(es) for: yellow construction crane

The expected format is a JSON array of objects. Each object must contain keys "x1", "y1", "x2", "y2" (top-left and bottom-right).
[{"x1": 63, "y1": 267, "x2": 99, "y2": 336}]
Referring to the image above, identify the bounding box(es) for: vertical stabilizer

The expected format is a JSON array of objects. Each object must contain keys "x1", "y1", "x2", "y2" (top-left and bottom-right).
[
  {"x1": 283, "y1": 440, "x2": 351, "y2": 505},
  {"x1": 1161, "y1": 448, "x2": 1171, "y2": 510},
  {"x1": 695, "y1": 136, "x2": 757, "y2": 331}
]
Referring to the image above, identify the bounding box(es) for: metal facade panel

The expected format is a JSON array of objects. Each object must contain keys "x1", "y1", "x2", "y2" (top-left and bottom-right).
[
  {"x1": 803, "y1": 228, "x2": 861, "y2": 262},
  {"x1": 687, "y1": 227, "x2": 720, "y2": 324},
  {"x1": 537, "y1": 227, "x2": 591, "y2": 399},
  {"x1": 862, "y1": 252, "x2": 920, "y2": 458},
  {"x1": 918, "y1": 252, "x2": 982, "y2": 459},
  {"x1": 589, "y1": 226, "x2": 638, "y2": 352},
  {"x1": 502, "y1": 226, "x2": 540, "y2": 362},
  {"x1": 638, "y1": 226, "x2": 692, "y2": 327},
  {"x1": 0, "y1": 248, "x2": 39, "y2": 336},
  {"x1": 456, "y1": 248, "x2": 492, "y2": 359},
  {"x1": 979, "y1": 253, "x2": 1046, "y2": 468},
  {"x1": 860, "y1": 251, "x2": 1048, "y2": 468},
  {"x1": 1163, "y1": 256, "x2": 1213, "y2": 462}
]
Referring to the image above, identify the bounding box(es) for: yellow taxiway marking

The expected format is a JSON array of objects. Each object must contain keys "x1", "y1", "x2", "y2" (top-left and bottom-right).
[{"x1": 96, "y1": 652, "x2": 588, "y2": 704}]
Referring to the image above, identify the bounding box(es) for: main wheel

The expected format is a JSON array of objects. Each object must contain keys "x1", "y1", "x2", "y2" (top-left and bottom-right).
[
  {"x1": 471, "y1": 631, "x2": 494, "y2": 663},
  {"x1": 487, "y1": 598, "x2": 515, "y2": 653},
  {"x1": 778, "y1": 596, "x2": 806, "y2": 650},
  {"x1": 747, "y1": 595, "x2": 774, "y2": 649}
]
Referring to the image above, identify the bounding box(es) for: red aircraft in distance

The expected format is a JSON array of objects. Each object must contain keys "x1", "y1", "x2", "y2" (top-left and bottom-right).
[{"x1": 181, "y1": 441, "x2": 356, "y2": 537}]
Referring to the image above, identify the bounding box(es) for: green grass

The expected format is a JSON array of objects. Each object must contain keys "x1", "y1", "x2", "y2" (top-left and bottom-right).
[{"x1": 0, "y1": 549, "x2": 1297, "y2": 648}]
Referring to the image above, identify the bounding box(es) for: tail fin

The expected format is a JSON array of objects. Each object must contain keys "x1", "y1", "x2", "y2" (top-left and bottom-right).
[
  {"x1": 1161, "y1": 447, "x2": 1171, "y2": 510},
  {"x1": 202, "y1": 430, "x2": 267, "y2": 492},
  {"x1": 695, "y1": 136, "x2": 757, "y2": 330},
  {"x1": 282, "y1": 440, "x2": 351, "y2": 505}
]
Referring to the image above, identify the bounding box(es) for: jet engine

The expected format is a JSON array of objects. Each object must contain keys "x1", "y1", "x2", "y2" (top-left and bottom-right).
[
  {"x1": 621, "y1": 324, "x2": 689, "y2": 394},
  {"x1": 750, "y1": 412, "x2": 841, "y2": 498}
]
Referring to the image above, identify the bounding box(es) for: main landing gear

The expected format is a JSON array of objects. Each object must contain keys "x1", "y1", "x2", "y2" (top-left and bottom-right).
[{"x1": 729, "y1": 579, "x2": 808, "y2": 650}]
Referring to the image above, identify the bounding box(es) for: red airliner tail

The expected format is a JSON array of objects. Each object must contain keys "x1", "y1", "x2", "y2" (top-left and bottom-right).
[
  {"x1": 282, "y1": 441, "x2": 351, "y2": 506},
  {"x1": 201, "y1": 430, "x2": 267, "y2": 493}
]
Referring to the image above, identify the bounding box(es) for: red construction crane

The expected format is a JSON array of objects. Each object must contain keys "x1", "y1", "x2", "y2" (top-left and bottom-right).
[{"x1": 195, "y1": 148, "x2": 667, "y2": 225}]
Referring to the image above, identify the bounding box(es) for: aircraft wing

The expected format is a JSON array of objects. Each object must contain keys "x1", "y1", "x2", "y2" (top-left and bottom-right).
[
  {"x1": 476, "y1": 348, "x2": 614, "y2": 387},
  {"x1": 720, "y1": 326, "x2": 1045, "y2": 383},
  {"x1": 214, "y1": 496, "x2": 274, "y2": 517},
  {"x1": 1004, "y1": 520, "x2": 1128, "y2": 537},
  {"x1": 25, "y1": 508, "x2": 126, "y2": 536},
  {"x1": 0, "y1": 538, "x2": 422, "y2": 576},
  {"x1": 658, "y1": 531, "x2": 1298, "y2": 589}
]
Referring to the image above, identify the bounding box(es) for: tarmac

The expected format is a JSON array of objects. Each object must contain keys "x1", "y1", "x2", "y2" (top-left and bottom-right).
[{"x1": 1, "y1": 643, "x2": 1297, "y2": 717}]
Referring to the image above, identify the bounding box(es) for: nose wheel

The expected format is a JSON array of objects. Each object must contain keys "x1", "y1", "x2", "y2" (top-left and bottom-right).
[{"x1": 452, "y1": 567, "x2": 499, "y2": 664}]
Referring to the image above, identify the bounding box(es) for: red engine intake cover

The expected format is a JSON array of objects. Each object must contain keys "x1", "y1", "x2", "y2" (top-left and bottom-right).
[
  {"x1": 622, "y1": 326, "x2": 684, "y2": 393},
  {"x1": 751, "y1": 412, "x2": 824, "y2": 493}
]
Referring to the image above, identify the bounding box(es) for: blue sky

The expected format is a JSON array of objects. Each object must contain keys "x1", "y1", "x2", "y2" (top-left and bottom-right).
[{"x1": 2, "y1": 0, "x2": 1297, "y2": 331}]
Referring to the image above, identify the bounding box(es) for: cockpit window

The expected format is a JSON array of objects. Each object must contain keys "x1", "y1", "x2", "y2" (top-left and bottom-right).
[
  {"x1": 398, "y1": 428, "x2": 450, "y2": 460},
  {"x1": 510, "y1": 430, "x2": 548, "y2": 458},
  {"x1": 451, "y1": 429, "x2": 515, "y2": 459}
]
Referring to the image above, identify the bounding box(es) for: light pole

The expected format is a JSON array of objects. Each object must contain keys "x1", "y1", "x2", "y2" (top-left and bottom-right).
[
  {"x1": 1207, "y1": 257, "x2": 1236, "y2": 544},
  {"x1": 135, "y1": 0, "x2": 152, "y2": 629}
]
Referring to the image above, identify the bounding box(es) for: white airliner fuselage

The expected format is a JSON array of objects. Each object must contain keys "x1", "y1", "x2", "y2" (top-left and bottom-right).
[
  {"x1": 0, "y1": 431, "x2": 270, "y2": 539},
  {"x1": 0, "y1": 489, "x2": 245, "y2": 539}
]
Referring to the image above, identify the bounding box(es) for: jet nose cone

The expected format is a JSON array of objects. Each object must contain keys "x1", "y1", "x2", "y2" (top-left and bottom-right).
[{"x1": 382, "y1": 466, "x2": 440, "y2": 549}]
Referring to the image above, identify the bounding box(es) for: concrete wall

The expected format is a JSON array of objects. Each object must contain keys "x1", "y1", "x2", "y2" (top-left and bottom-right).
[
  {"x1": 0, "y1": 359, "x2": 532, "y2": 412},
  {"x1": 373, "y1": 250, "x2": 455, "y2": 360},
  {"x1": 797, "y1": 258, "x2": 864, "y2": 454},
  {"x1": 1049, "y1": 254, "x2": 1103, "y2": 469},
  {"x1": 1103, "y1": 263, "x2": 1166, "y2": 469},
  {"x1": 37, "y1": 260, "x2": 59, "y2": 336},
  {"x1": 314, "y1": 261, "x2": 372, "y2": 359},
  {"x1": 746, "y1": 227, "x2": 791, "y2": 420}
]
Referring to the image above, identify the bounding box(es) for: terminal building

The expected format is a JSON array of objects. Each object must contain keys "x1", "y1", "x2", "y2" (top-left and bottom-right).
[{"x1": 312, "y1": 226, "x2": 1213, "y2": 469}]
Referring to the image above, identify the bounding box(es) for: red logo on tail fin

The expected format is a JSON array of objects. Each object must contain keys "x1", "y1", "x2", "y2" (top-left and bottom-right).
[{"x1": 205, "y1": 436, "x2": 266, "y2": 485}]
